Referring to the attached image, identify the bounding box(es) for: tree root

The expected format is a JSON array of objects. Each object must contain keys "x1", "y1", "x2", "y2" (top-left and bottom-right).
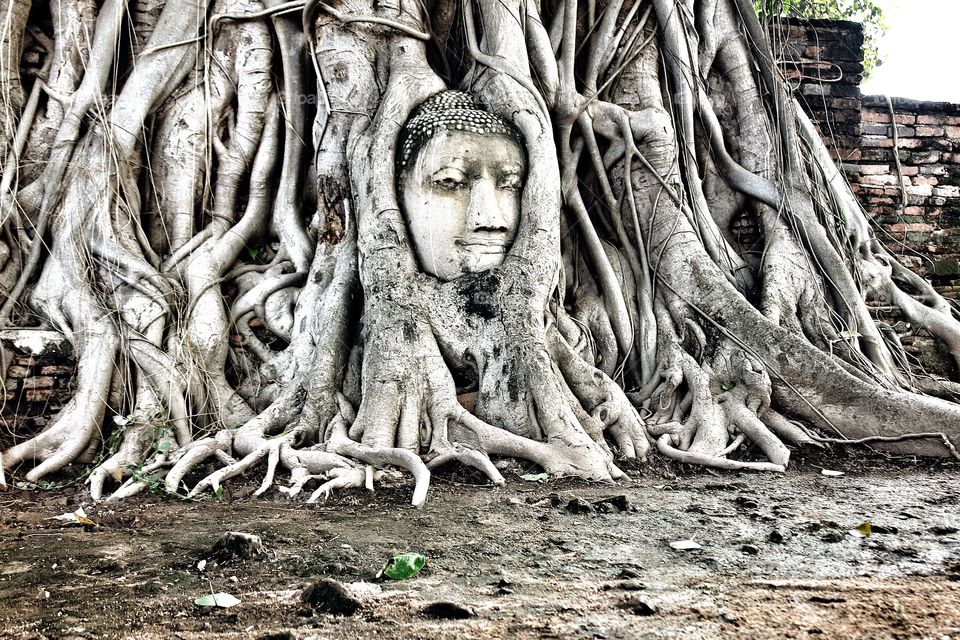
[{"x1": 5, "y1": 0, "x2": 960, "y2": 508}]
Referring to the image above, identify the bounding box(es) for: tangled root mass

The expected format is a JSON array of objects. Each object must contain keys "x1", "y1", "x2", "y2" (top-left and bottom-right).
[{"x1": 1, "y1": 0, "x2": 958, "y2": 505}]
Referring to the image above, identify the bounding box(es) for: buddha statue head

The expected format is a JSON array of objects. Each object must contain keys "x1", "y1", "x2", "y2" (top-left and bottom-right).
[{"x1": 397, "y1": 91, "x2": 526, "y2": 282}]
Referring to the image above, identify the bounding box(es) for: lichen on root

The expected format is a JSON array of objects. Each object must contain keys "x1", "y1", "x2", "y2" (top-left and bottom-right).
[{"x1": 1, "y1": 0, "x2": 959, "y2": 506}]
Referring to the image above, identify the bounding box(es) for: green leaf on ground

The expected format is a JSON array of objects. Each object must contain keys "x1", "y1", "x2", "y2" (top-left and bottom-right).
[
  {"x1": 379, "y1": 552, "x2": 426, "y2": 580},
  {"x1": 850, "y1": 521, "x2": 872, "y2": 538},
  {"x1": 519, "y1": 473, "x2": 549, "y2": 482},
  {"x1": 194, "y1": 592, "x2": 240, "y2": 608}
]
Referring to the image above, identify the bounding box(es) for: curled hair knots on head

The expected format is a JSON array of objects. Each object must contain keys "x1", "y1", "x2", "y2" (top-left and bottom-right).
[{"x1": 397, "y1": 90, "x2": 524, "y2": 173}]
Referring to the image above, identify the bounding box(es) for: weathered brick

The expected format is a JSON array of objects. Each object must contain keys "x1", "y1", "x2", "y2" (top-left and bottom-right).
[
  {"x1": 859, "y1": 149, "x2": 890, "y2": 162},
  {"x1": 859, "y1": 174, "x2": 898, "y2": 186},
  {"x1": 933, "y1": 186, "x2": 960, "y2": 198},
  {"x1": 24, "y1": 388, "x2": 53, "y2": 402},
  {"x1": 909, "y1": 152, "x2": 942, "y2": 165},
  {"x1": 39, "y1": 365, "x2": 74, "y2": 376},
  {"x1": 801, "y1": 83, "x2": 831, "y2": 97},
  {"x1": 861, "y1": 110, "x2": 890, "y2": 123},
  {"x1": 861, "y1": 135, "x2": 894, "y2": 148},
  {"x1": 916, "y1": 126, "x2": 945, "y2": 137},
  {"x1": 895, "y1": 138, "x2": 926, "y2": 149},
  {"x1": 900, "y1": 255, "x2": 924, "y2": 269},
  {"x1": 905, "y1": 185, "x2": 935, "y2": 197},
  {"x1": 857, "y1": 164, "x2": 890, "y2": 176},
  {"x1": 6, "y1": 365, "x2": 31, "y2": 378},
  {"x1": 859, "y1": 123, "x2": 888, "y2": 136},
  {"x1": 22, "y1": 376, "x2": 55, "y2": 390}
]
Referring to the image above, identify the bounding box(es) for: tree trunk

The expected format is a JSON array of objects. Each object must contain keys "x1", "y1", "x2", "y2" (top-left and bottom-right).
[{"x1": 1, "y1": 0, "x2": 957, "y2": 503}]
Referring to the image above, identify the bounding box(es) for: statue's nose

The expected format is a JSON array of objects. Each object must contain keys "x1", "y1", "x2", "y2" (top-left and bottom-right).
[{"x1": 467, "y1": 179, "x2": 508, "y2": 231}]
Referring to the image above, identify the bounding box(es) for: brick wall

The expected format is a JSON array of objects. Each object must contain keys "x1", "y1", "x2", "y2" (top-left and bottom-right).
[
  {"x1": 768, "y1": 18, "x2": 865, "y2": 162},
  {"x1": 0, "y1": 331, "x2": 75, "y2": 438},
  {"x1": 856, "y1": 97, "x2": 960, "y2": 285},
  {"x1": 772, "y1": 17, "x2": 960, "y2": 297}
]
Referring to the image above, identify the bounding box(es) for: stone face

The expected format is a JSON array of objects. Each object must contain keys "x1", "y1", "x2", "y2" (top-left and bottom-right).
[{"x1": 397, "y1": 91, "x2": 527, "y2": 282}]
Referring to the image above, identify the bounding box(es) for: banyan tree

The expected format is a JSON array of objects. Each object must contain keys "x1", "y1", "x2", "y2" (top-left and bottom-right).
[{"x1": 1, "y1": 0, "x2": 958, "y2": 505}]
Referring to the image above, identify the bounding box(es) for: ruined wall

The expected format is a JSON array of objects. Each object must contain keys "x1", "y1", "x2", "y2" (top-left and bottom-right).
[
  {"x1": 0, "y1": 331, "x2": 76, "y2": 446},
  {"x1": 768, "y1": 17, "x2": 960, "y2": 376},
  {"x1": 771, "y1": 17, "x2": 960, "y2": 296},
  {"x1": 856, "y1": 97, "x2": 960, "y2": 284},
  {"x1": 768, "y1": 18, "x2": 865, "y2": 163}
]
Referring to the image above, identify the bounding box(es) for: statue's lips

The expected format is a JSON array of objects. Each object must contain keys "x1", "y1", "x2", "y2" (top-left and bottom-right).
[
  {"x1": 456, "y1": 237, "x2": 507, "y2": 254},
  {"x1": 456, "y1": 238, "x2": 509, "y2": 254}
]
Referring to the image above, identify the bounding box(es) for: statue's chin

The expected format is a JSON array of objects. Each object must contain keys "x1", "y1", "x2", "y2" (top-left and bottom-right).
[
  {"x1": 420, "y1": 247, "x2": 510, "y2": 281},
  {"x1": 459, "y1": 248, "x2": 507, "y2": 276}
]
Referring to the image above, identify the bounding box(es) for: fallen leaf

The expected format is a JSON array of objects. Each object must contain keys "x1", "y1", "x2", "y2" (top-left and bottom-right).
[
  {"x1": 669, "y1": 540, "x2": 702, "y2": 551},
  {"x1": 194, "y1": 592, "x2": 240, "y2": 608},
  {"x1": 378, "y1": 552, "x2": 426, "y2": 580},
  {"x1": 519, "y1": 473, "x2": 549, "y2": 482},
  {"x1": 50, "y1": 507, "x2": 98, "y2": 527},
  {"x1": 850, "y1": 521, "x2": 872, "y2": 538},
  {"x1": 821, "y1": 469, "x2": 845, "y2": 477}
]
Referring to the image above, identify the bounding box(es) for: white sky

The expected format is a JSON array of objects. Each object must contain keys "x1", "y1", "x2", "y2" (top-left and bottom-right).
[{"x1": 860, "y1": 0, "x2": 960, "y2": 102}]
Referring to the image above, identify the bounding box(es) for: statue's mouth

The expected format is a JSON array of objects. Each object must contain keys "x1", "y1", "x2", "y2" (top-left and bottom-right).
[{"x1": 457, "y1": 239, "x2": 508, "y2": 254}]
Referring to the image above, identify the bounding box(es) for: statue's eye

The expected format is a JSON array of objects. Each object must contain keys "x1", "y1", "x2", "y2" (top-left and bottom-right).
[
  {"x1": 431, "y1": 169, "x2": 467, "y2": 190},
  {"x1": 499, "y1": 174, "x2": 522, "y2": 191}
]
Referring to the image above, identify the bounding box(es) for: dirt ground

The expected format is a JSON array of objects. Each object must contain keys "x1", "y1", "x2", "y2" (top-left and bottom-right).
[{"x1": 1, "y1": 452, "x2": 959, "y2": 640}]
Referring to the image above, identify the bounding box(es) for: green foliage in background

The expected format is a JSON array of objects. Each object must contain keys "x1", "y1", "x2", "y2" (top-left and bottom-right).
[{"x1": 756, "y1": 0, "x2": 886, "y2": 76}]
